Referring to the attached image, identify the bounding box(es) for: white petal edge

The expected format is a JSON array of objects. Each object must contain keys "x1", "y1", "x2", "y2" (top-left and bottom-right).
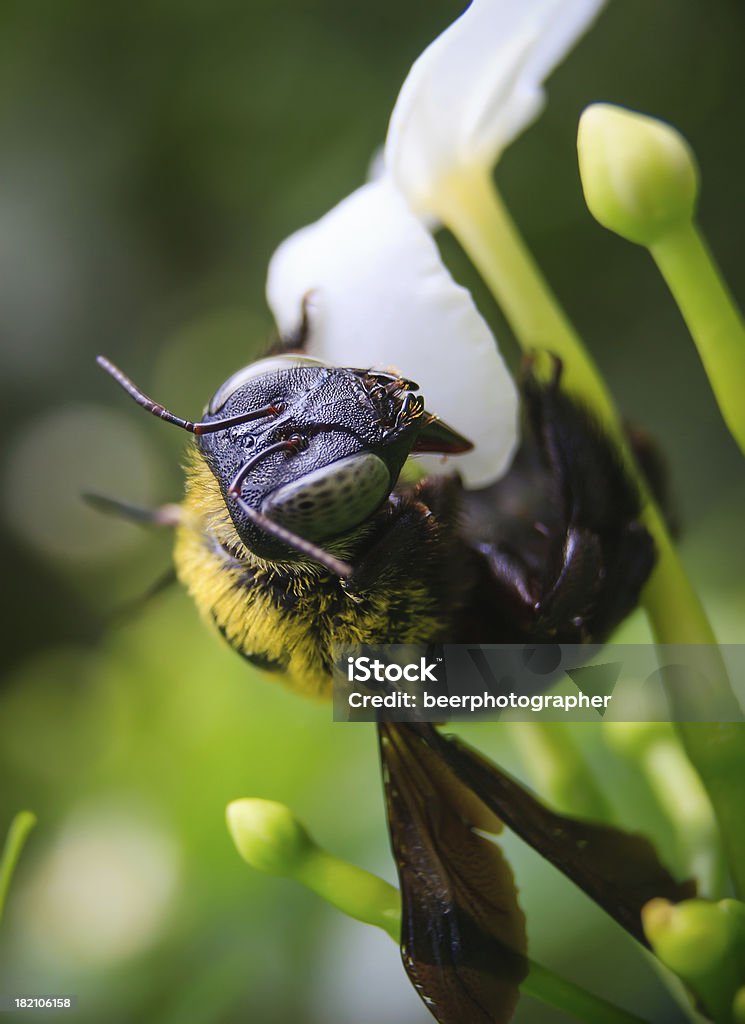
[
  {"x1": 385, "y1": 0, "x2": 607, "y2": 212},
  {"x1": 266, "y1": 179, "x2": 518, "y2": 488}
]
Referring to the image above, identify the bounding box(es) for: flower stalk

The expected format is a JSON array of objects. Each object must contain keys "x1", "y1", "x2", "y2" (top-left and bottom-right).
[
  {"x1": 0, "y1": 811, "x2": 36, "y2": 925},
  {"x1": 510, "y1": 721, "x2": 611, "y2": 820},
  {"x1": 650, "y1": 222, "x2": 745, "y2": 458},
  {"x1": 227, "y1": 798, "x2": 649, "y2": 1024},
  {"x1": 604, "y1": 721, "x2": 722, "y2": 895},
  {"x1": 434, "y1": 169, "x2": 612, "y2": 412}
]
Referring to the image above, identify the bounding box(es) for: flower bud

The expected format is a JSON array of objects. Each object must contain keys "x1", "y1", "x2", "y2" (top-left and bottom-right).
[
  {"x1": 578, "y1": 104, "x2": 698, "y2": 246},
  {"x1": 226, "y1": 798, "x2": 313, "y2": 877},
  {"x1": 643, "y1": 898, "x2": 731, "y2": 976},
  {"x1": 643, "y1": 897, "x2": 745, "y2": 1021},
  {"x1": 227, "y1": 798, "x2": 401, "y2": 939}
]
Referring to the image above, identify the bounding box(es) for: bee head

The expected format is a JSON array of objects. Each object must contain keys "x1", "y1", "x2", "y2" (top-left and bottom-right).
[
  {"x1": 96, "y1": 353, "x2": 471, "y2": 572},
  {"x1": 199, "y1": 355, "x2": 471, "y2": 560}
]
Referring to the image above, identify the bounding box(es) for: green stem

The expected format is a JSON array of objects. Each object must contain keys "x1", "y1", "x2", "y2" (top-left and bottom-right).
[
  {"x1": 295, "y1": 846, "x2": 401, "y2": 941},
  {"x1": 433, "y1": 166, "x2": 745, "y2": 895},
  {"x1": 672, "y1": 719, "x2": 745, "y2": 898},
  {"x1": 296, "y1": 850, "x2": 649, "y2": 1023},
  {"x1": 510, "y1": 721, "x2": 611, "y2": 820},
  {"x1": 525, "y1": 961, "x2": 649, "y2": 1024},
  {"x1": 0, "y1": 811, "x2": 36, "y2": 925},
  {"x1": 437, "y1": 172, "x2": 615, "y2": 417},
  {"x1": 643, "y1": 737, "x2": 723, "y2": 896},
  {"x1": 650, "y1": 221, "x2": 745, "y2": 458}
]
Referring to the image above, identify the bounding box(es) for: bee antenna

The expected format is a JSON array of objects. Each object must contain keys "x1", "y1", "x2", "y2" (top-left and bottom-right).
[
  {"x1": 232, "y1": 495, "x2": 353, "y2": 579},
  {"x1": 83, "y1": 492, "x2": 182, "y2": 528},
  {"x1": 96, "y1": 356, "x2": 284, "y2": 435}
]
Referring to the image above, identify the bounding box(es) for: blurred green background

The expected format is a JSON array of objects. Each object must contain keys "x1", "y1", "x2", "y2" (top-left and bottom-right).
[{"x1": 1, "y1": 1, "x2": 744, "y2": 1021}]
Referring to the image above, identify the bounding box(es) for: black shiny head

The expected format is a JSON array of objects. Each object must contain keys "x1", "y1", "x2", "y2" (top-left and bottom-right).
[
  {"x1": 97, "y1": 353, "x2": 472, "y2": 573},
  {"x1": 199, "y1": 355, "x2": 470, "y2": 560}
]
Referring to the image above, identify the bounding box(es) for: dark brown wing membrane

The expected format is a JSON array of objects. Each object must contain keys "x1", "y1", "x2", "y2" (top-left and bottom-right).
[
  {"x1": 413, "y1": 723, "x2": 696, "y2": 945},
  {"x1": 379, "y1": 723, "x2": 528, "y2": 1024}
]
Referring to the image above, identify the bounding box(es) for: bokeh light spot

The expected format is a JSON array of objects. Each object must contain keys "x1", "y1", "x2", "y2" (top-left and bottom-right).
[{"x1": 2, "y1": 403, "x2": 163, "y2": 565}]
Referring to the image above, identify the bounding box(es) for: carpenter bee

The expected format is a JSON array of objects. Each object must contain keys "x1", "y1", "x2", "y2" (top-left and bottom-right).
[{"x1": 95, "y1": 347, "x2": 694, "y2": 1024}]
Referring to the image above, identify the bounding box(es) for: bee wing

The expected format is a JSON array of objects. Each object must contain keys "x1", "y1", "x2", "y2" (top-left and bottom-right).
[
  {"x1": 413, "y1": 723, "x2": 697, "y2": 945},
  {"x1": 379, "y1": 722, "x2": 528, "y2": 1024}
]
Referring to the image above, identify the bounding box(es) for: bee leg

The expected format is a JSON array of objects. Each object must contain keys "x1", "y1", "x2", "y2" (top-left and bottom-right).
[
  {"x1": 110, "y1": 568, "x2": 179, "y2": 624},
  {"x1": 526, "y1": 365, "x2": 656, "y2": 641},
  {"x1": 271, "y1": 290, "x2": 316, "y2": 354},
  {"x1": 343, "y1": 482, "x2": 470, "y2": 607},
  {"x1": 467, "y1": 359, "x2": 656, "y2": 643},
  {"x1": 341, "y1": 498, "x2": 431, "y2": 597}
]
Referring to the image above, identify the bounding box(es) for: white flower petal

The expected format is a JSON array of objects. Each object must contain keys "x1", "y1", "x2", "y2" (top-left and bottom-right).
[
  {"x1": 266, "y1": 178, "x2": 518, "y2": 488},
  {"x1": 385, "y1": 0, "x2": 606, "y2": 212}
]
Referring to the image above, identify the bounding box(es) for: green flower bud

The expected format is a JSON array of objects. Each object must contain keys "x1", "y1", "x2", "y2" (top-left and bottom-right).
[
  {"x1": 578, "y1": 103, "x2": 699, "y2": 246},
  {"x1": 226, "y1": 798, "x2": 313, "y2": 877},
  {"x1": 226, "y1": 797, "x2": 401, "y2": 940},
  {"x1": 644, "y1": 897, "x2": 745, "y2": 1022},
  {"x1": 643, "y1": 898, "x2": 730, "y2": 976}
]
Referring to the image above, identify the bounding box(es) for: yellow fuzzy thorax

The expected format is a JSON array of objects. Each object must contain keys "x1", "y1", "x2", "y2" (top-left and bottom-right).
[{"x1": 173, "y1": 451, "x2": 448, "y2": 700}]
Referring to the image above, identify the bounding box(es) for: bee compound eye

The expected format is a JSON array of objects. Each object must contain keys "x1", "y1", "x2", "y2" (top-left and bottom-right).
[{"x1": 261, "y1": 452, "x2": 390, "y2": 541}]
